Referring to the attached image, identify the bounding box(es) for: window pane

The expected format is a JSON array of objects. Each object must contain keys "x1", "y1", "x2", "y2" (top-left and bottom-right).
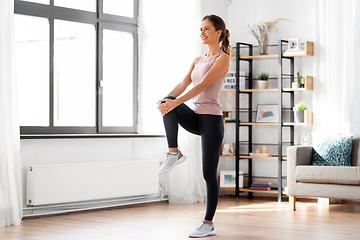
[
  {"x1": 20, "y1": 0, "x2": 49, "y2": 4},
  {"x1": 14, "y1": 15, "x2": 49, "y2": 126},
  {"x1": 103, "y1": 0, "x2": 134, "y2": 18},
  {"x1": 54, "y1": 0, "x2": 95, "y2": 12},
  {"x1": 54, "y1": 20, "x2": 96, "y2": 126},
  {"x1": 103, "y1": 29, "x2": 133, "y2": 127}
]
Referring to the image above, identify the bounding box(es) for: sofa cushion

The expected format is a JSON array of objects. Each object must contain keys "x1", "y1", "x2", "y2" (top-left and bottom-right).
[
  {"x1": 312, "y1": 134, "x2": 352, "y2": 166},
  {"x1": 296, "y1": 166, "x2": 360, "y2": 185}
]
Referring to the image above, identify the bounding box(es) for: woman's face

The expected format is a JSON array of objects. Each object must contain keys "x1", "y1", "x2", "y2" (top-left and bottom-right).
[{"x1": 200, "y1": 19, "x2": 221, "y2": 45}]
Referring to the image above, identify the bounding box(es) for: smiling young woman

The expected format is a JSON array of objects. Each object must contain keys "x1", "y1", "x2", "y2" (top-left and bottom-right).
[{"x1": 157, "y1": 14, "x2": 230, "y2": 238}]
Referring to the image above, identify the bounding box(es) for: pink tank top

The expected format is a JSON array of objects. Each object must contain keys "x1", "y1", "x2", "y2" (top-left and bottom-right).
[{"x1": 190, "y1": 51, "x2": 225, "y2": 115}]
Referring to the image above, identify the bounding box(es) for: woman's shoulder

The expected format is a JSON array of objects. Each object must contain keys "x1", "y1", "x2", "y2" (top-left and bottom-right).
[
  {"x1": 212, "y1": 52, "x2": 230, "y2": 65},
  {"x1": 218, "y1": 52, "x2": 230, "y2": 60}
]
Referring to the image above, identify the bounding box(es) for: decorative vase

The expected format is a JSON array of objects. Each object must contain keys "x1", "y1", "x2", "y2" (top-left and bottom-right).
[
  {"x1": 258, "y1": 81, "x2": 268, "y2": 89},
  {"x1": 294, "y1": 111, "x2": 304, "y2": 123},
  {"x1": 259, "y1": 40, "x2": 269, "y2": 55}
]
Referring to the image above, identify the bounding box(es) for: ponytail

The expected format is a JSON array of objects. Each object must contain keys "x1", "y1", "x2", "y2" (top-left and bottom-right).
[{"x1": 220, "y1": 29, "x2": 231, "y2": 55}]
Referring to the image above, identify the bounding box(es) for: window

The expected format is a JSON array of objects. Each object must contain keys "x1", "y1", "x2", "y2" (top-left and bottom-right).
[
  {"x1": 54, "y1": 20, "x2": 96, "y2": 127},
  {"x1": 102, "y1": 29, "x2": 134, "y2": 127},
  {"x1": 14, "y1": 0, "x2": 138, "y2": 134},
  {"x1": 14, "y1": 15, "x2": 49, "y2": 127}
]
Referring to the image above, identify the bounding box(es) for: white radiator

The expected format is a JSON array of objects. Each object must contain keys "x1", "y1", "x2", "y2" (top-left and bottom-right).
[{"x1": 26, "y1": 160, "x2": 160, "y2": 206}]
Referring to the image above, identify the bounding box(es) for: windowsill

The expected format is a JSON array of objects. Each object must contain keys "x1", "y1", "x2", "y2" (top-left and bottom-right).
[{"x1": 20, "y1": 134, "x2": 166, "y2": 139}]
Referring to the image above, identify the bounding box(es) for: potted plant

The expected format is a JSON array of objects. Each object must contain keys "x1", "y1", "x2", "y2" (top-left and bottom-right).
[
  {"x1": 293, "y1": 101, "x2": 307, "y2": 123},
  {"x1": 292, "y1": 72, "x2": 302, "y2": 89},
  {"x1": 258, "y1": 72, "x2": 269, "y2": 89}
]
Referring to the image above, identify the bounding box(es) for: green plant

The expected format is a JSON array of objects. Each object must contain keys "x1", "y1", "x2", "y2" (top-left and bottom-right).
[
  {"x1": 296, "y1": 72, "x2": 302, "y2": 84},
  {"x1": 258, "y1": 72, "x2": 269, "y2": 81},
  {"x1": 293, "y1": 101, "x2": 307, "y2": 112}
]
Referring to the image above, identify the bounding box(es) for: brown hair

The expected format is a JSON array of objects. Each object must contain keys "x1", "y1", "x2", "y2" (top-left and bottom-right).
[{"x1": 202, "y1": 14, "x2": 231, "y2": 55}]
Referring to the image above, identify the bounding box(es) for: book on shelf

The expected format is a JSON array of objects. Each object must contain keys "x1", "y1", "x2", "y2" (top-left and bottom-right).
[
  {"x1": 250, "y1": 186, "x2": 271, "y2": 190},
  {"x1": 249, "y1": 153, "x2": 272, "y2": 157},
  {"x1": 224, "y1": 118, "x2": 236, "y2": 123}
]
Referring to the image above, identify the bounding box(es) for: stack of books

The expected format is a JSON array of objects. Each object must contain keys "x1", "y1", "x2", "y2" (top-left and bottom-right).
[
  {"x1": 224, "y1": 117, "x2": 236, "y2": 123},
  {"x1": 250, "y1": 181, "x2": 271, "y2": 190}
]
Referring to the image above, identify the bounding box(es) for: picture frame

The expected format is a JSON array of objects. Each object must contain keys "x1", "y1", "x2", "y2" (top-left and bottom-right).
[
  {"x1": 288, "y1": 38, "x2": 301, "y2": 50},
  {"x1": 219, "y1": 171, "x2": 243, "y2": 188},
  {"x1": 220, "y1": 171, "x2": 236, "y2": 188},
  {"x1": 255, "y1": 104, "x2": 279, "y2": 122},
  {"x1": 221, "y1": 143, "x2": 234, "y2": 156}
]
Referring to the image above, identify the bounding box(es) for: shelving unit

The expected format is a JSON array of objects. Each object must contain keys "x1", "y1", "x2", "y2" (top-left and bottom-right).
[{"x1": 221, "y1": 40, "x2": 313, "y2": 201}]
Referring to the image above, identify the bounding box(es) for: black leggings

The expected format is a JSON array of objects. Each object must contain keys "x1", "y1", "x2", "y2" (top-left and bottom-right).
[{"x1": 162, "y1": 96, "x2": 224, "y2": 221}]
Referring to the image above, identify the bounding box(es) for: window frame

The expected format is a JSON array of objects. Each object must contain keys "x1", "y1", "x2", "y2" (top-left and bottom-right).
[{"x1": 14, "y1": 0, "x2": 139, "y2": 135}]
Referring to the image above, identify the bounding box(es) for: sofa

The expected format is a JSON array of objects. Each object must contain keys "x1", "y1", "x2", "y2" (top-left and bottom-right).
[{"x1": 287, "y1": 135, "x2": 360, "y2": 211}]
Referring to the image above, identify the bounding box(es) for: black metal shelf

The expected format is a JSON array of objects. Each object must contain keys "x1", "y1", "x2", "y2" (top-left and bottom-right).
[{"x1": 234, "y1": 40, "x2": 297, "y2": 202}]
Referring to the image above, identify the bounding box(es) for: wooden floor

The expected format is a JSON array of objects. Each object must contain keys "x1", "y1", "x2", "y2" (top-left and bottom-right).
[{"x1": 1, "y1": 196, "x2": 360, "y2": 240}]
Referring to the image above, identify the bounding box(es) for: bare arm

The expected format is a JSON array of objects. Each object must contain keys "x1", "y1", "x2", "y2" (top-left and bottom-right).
[{"x1": 162, "y1": 54, "x2": 229, "y2": 114}]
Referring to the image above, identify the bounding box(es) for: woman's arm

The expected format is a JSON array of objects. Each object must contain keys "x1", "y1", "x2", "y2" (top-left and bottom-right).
[{"x1": 162, "y1": 54, "x2": 229, "y2": 114}]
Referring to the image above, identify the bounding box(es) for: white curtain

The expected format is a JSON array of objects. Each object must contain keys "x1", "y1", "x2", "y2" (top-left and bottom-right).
[
  {"x1": 138, "y1": 0, "x2": 205, "y2": 203},
  {"x1": 0, "y1": 0, "x2": 23, "y2": 227},
  {"x1": 352, "y1": 3, "x2": 360, "y2": 134},
  {"x1": 313, "y1": 0, "x2": 356, "y2": 135}
]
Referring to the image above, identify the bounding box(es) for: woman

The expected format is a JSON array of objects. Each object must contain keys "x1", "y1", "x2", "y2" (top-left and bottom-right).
[{"x1": 157, "y1": 14, "x2": 230, "y2": 238}]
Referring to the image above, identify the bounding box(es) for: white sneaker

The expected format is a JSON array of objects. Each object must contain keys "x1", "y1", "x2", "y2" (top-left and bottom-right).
[
  {"x1": 188, "y1": 220, "x2": 216, "y2": 238},
  {"x1": 157, "y1": 150, "x2": 186, "y2": 175}
]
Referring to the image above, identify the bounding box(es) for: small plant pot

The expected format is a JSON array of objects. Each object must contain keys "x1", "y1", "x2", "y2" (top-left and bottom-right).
[
  {"x1": 294, "y1": 111, "x2": 304, "y2": 123},
  {"x1": 292, "y1": 82, "x2": 301, "y2": 89},
  {"x1": 258, "y1": 81, "x2": 268, "y2": 89}
]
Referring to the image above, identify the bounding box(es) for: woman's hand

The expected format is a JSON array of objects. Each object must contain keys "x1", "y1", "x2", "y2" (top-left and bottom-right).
[
  {"x1": 157, "y1": 99, "x2": 178, "y2": 116},
  {"x1": 157, "y1": 100, "x2": 168, "y2": 116}
]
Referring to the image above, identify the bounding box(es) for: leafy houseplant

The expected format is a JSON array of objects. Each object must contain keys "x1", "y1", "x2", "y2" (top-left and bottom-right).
[
  {"x1": 258, "y1": 72, "x2": 269, "y2": 81},
  {"x1": 293, "y1": 101, "x2": 307, "y2": 123},
  {"x1": 258, "y1": 72, "x2": 269, "y2": 89}
]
